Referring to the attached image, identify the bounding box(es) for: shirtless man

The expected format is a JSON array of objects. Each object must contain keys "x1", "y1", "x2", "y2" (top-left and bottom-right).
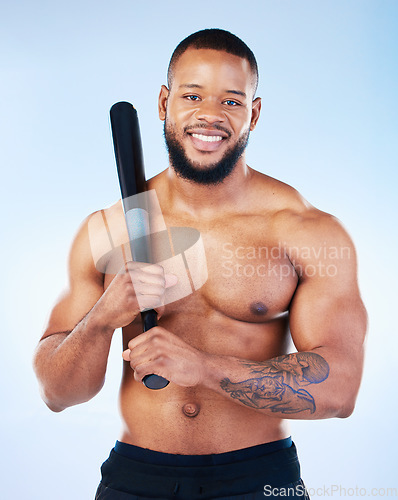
[{"x1": 33, "y1": 29, "x2": 367, "y2": 499}]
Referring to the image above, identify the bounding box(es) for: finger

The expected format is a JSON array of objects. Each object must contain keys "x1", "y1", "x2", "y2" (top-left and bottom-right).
[
  {"x1": 126, "y1": 262, "x2": 165, "y2": 276},
  {"x1": 122, "y1": 349, "x2": 131, "y2": 362},
  {"x1": 121, "y1": 260, "x2": 143, "y2": 275},
  {"x1": 132, "y1": 356, "x2": 168, "y2": 383},
  {"x1": 129, "y1": 269, "x2": 166, "y2": 287},
  {"x1": 126, "y1": 345, "x2": 155, "y2": 379},
  {"x1": 122, "y1": 347, "x2": 152, "y2": 372},
  {"x1": 133, "y1": 282, "x2": 166, "y2": 296},
  {"x1": 165, "y1": 273, "x2": 178, "y2": 288},
  {"x1": 127, "y1": 328, "x2": 158, "y2": 350},
  {"x1": 136, "y1": 294, "x2": 164, "y2": 311}
]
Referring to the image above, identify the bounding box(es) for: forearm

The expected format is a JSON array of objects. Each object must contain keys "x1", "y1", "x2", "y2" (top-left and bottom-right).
[
  {"x1": 202, "y1": 348, "x2": 360, "y2": 419},
  {"x1": 33, "y1": 306, "x2": 114, "y2": 412}
]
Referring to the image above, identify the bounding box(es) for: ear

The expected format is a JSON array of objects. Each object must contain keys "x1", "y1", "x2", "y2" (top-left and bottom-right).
[
  {"x1": 158, "y1": 85, "x2": 169, "y2": 121},
  {"x1": 249, "y1": 97, "x2": 261, "y2": 131}
]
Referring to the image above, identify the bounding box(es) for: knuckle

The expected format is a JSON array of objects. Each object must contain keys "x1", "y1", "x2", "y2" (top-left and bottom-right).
[
  {"x1": 150, "y1": 333, "x2": 160, "y2": 345},
  {"x1": 152, "y1": 264, "x2": 164, "y2": 274},
  {"x1": 147, "y1": 264, "x2": 165, "y2": 279},
  {"x1": 150, "y1": 326, "x2": 162, "y2": 337},
  {"x1": 159, "y1": 277, "x2": 166, "y2": 289},
  {"x1": 156, "y1": 355, "x2": 166, "y2": 367}
]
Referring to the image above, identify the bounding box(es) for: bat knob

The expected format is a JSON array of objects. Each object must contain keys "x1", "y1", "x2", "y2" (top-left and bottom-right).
[{"x1": 143, "y1": 374, "x2": 170, "y2": 390}]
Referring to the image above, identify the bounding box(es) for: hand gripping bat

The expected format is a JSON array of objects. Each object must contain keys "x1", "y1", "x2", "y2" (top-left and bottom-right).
[{"x1": 110, "y1": 101, "x2": 169, "y2": 390}]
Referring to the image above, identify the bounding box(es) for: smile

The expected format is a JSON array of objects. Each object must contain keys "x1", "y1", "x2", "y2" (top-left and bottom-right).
[{"x1": 191, "y1": 133, "x2": 223, "y2": 142}]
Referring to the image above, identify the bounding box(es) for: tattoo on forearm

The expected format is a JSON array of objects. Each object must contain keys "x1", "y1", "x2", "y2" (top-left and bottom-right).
[{"x1": 220, "y1": 352, "x2": 329, "y2": 414}]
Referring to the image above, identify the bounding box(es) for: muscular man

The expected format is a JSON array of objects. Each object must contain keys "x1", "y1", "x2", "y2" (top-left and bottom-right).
[{"x1": 33, "y1": 29, "x2": 367, "y2": 499}]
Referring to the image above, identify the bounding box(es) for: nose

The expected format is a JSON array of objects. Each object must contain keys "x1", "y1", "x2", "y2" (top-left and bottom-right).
[{"x1": 194, "y1": 99, "x2": 225, "y2": 124}]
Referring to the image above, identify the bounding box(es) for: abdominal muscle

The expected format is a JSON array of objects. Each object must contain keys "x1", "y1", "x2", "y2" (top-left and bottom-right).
[{"x1": 117, "y1": 314, "x2": 291, "y2": 455}]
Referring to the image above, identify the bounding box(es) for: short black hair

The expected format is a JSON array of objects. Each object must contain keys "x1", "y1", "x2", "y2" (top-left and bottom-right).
[{"x1": 167, "y1": 28, "x2": 258, "y2": 95}]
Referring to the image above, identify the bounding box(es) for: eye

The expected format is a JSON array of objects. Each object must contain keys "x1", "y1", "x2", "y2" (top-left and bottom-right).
[
  {"x1": 224, "y1": 99, "x2": 240, "y2": 106},
  {"x1": 185, "y1": 95, "x2": 200, "y2": 101}
]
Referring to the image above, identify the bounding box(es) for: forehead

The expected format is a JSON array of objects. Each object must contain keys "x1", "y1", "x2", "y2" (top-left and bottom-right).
[{"x1": 171, "y1": 48, "x2": 255, "y2": 95}]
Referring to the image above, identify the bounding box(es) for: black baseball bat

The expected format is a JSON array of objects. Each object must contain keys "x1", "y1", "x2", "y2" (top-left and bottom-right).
[{"x1": 110, "y1": 101, "x2": 169, "y2": 390}]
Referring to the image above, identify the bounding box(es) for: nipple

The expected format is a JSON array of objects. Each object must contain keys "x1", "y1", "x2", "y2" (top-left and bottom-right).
[
  {"x1": 250, "y1": 301, "x2": 268, "y2": 316},
  {"x1": 182, "y1": 403, "x2": 200, "y2": 418}
]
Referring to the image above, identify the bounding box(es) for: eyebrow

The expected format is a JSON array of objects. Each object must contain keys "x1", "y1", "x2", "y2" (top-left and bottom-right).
[
  {"x1": 179, "y1": 84, "x2": 247, "y2": 98},
  {"x1": 179, "y1": 84, "x2": 203, "y2": 89},
  {"x1": 225, "y1": 89, "x2": 247, "y2": 97}
]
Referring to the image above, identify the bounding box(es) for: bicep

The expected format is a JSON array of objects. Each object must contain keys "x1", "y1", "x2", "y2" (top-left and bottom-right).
[
  {"x1": 288, "y1": 223, "x2": 367, "y2": 356},
  {"x1": 289, "y1": 277, "x2": 367, "y2": 356}
]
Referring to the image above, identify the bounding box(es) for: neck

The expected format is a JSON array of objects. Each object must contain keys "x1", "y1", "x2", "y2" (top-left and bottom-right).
[{"x1": 164, "y1": 157, "x2": 252, "y2": 218}]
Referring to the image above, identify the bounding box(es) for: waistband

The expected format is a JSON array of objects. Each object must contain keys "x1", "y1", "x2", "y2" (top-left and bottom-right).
[
  {"x1": 114, "y1": 437, "x2": 293, "y2": 466},
  {"x1": 101, "y1": 438, "x2": 300, "y2": 498}
]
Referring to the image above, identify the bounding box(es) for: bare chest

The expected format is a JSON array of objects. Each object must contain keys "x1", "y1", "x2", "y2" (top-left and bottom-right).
[
  {"x1": 101, "y1": 209, "x2": 298, "y2": 324},
  {"x1": 159, "y1": 218, "x2": 298, "y2": 324}
]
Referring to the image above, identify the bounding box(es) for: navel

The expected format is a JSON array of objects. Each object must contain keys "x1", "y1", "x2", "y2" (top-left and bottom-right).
[
  {"x1": 250, "y1": 301, "x2": 268, "y2": 316},
  {"x1": 182, "y1": 403, "x2": 200, "y2": 418}
]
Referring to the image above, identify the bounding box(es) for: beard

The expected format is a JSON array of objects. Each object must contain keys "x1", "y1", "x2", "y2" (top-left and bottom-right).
[{"x1": 163, "y1": 119, "x2": 250, "y2": 185}]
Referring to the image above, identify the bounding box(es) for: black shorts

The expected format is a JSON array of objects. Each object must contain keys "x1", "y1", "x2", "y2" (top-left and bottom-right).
[{"x1": 95, "y1": 437, "x2": 309, "y2": 499}]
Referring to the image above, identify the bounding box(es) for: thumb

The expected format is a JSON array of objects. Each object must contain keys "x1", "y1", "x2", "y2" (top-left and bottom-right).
[
  {"x1": 165, "y1": 273, "x2": 178, "y2": 288},
  {"x1": 122, "y1": 349, "x2": 131, "y2": 362}
]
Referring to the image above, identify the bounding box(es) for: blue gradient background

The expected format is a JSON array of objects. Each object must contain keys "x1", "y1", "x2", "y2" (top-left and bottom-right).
[{"x1": 1, "y1": 1, "x2": 397, "y2": 498}]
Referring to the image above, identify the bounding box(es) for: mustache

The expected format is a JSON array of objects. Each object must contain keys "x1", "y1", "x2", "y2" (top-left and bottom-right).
[{"x1": 183, "y1": 123, "x2": 231, "y2": 137}]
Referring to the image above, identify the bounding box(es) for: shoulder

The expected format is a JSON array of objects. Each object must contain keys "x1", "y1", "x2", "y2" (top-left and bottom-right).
[
  {"x1": 250, "y1": 169, "x2": 353, "y2": 246},
  {"x1": 69, "y1": 200, "x2": 126, "y2": 277},
  {"x1": 249, "y1": 170, "x2": 356, "y2": 274},
  {"x1": 278, "y1": 201, "x2": 353, "y2": 256},
  {"x1": 72, "y1": 200, "x2": 123, "y2": 251},
  {"x1": 249, "y1": 168, "x2": 310, "y2": 216}
]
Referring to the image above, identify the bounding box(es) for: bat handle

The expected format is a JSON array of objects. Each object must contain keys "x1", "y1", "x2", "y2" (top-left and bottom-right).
[{"x1": 141, "y1": 310, "x2": 170, "y2": 390}]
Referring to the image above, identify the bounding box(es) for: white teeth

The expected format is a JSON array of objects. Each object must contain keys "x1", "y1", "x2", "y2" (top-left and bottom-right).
[{"x1": 191, "y1": 133, "x2": 223, "y2": 142}]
